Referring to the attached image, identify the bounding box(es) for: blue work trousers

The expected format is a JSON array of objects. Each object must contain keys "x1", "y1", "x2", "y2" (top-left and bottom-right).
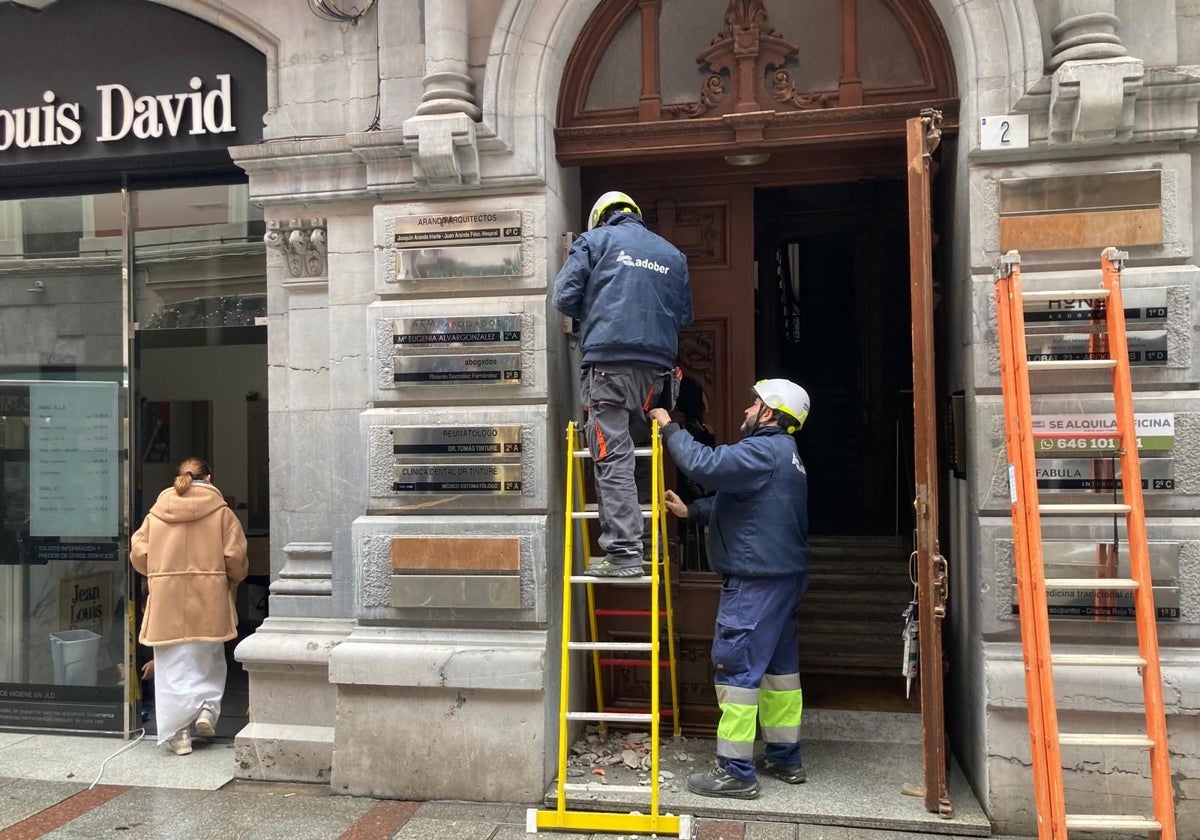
[{"x1": 711, "y1": 573, "x2": 806, "y2": 780}]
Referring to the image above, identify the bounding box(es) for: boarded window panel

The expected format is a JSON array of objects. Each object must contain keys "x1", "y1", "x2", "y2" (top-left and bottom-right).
[
  {"x1": 584, "y1": 8, "x2": 642, "y2": 111},
  {"x1": 859, "y1": 0, "x2": 926, "y2": 88},
  {"x1": 998, "y1": 171, "x2": 1163, "y2": 251},
  {"x1": 659, "y1": 0, "x2": 730, "y2": 105},
  {"x1": 1000, "y1": 209, "x2": 1163, "y2": 251}
]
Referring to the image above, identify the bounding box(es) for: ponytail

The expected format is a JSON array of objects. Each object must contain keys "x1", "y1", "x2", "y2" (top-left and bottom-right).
[{"x1": 173, "y1": 457, "x2": 212, "y2": 495}]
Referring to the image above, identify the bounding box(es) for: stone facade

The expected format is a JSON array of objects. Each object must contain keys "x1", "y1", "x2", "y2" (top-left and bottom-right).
[{"x1": 105, "y1": 0, "x2": 1198, "y2": 834}]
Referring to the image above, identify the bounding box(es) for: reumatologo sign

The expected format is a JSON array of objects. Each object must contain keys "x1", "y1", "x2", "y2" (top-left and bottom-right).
[{"x1": 0, "y1": 74, "x2": 236, "y2": 151}]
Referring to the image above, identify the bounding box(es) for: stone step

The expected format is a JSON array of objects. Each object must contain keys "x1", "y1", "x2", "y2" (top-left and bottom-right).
[{"x1": 800, "y1": 708, "x2": 922, "y2": 744}]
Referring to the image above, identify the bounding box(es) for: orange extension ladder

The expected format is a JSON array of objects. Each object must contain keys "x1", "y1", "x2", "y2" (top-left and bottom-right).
[{"x1": 993, "y1": 247, "x2": 1175, "y2": 839}]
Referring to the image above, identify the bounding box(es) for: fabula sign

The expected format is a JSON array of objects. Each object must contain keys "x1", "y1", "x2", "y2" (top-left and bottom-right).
[{"x1": 0, "y1": 75, "x2": 236, "y2": 152}]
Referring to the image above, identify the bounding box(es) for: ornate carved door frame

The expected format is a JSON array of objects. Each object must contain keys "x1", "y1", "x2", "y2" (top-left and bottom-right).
[{"x1": 556, "y1": 0, "x2": 957, "y2": 165}]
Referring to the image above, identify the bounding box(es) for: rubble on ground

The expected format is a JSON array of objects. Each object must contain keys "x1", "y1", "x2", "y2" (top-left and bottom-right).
[{"x1": 566, "y1": 727, "x2": 696, "y2": 790}]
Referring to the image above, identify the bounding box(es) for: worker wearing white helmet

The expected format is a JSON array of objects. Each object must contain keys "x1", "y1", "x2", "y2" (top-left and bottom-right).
[
  {"x1": 650, "y1": 378, "x2": 811, "y2": 800},
  {"x1": 553, "y1": 190, "x2": 693, "y2": 577}
]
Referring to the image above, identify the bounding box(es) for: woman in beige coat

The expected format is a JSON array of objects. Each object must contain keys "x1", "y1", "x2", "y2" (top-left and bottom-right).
[{"x1": 131, "y1": 457, "x2": 247, "y2": 755}]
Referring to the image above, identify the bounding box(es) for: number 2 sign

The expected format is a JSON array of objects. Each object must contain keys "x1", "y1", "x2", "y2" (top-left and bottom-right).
[{"x1": 980, "y1": 114, "x2": 1029, "y2": 150}]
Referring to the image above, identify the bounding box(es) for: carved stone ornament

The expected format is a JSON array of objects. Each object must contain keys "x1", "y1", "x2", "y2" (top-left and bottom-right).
[
  {"x1": 664, "y1": 0, "x2": 829, "y2": 120},
  {"x1": 265, "y1": 219, "x2": 328, "y2": 278},
  {"x1": 1049, "y1": 57, "x2": 1144, "y2": 146},
  {"x1": 402, "y1": 112, "x2": 481, "y2": 189}
]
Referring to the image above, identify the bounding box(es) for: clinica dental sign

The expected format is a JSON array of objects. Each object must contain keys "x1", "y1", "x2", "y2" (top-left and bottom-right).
[{"x1": 0, "y1": 74, "x2": 236, "y2": 151}]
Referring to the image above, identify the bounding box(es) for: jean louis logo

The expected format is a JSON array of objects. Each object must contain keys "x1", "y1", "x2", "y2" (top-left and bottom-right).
[{"x1": 0, "y1": 74, "x2": 236, "y2": 152}]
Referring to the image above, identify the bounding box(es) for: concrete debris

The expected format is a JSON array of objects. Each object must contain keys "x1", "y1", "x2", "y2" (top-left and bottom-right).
[{"x1": 564, "y1": 727, "x2": 695, "y2": 793}]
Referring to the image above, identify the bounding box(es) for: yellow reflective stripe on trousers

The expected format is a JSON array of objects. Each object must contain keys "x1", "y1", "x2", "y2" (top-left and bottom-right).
[
  {"x1": 759, "y1": 675, "x2": 802, "y2": 744},
  {"x1": 715, "y1": 684, "x2": 758, "y2": 760}
]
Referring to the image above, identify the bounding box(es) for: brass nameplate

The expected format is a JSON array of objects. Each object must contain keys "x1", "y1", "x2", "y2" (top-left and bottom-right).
[
  {"x1": 393, "y1": 353, "x2": 522, "y2": 385},
  {"x1": 1011, "y1": 541, "x2": 1180, "y2": 622},
  {"x1": 1026, "y1": 330, "x2": 1167, "y2": 366},
  {"x1": 392, "y1": 210, "x2": 522, "y2": 246},
  {"x1": 1035, "y1": 457, "x2": 1174, "y2": 493},
  {"x1": 392, "y1": 426, "x2": 522, "y2": 457},
  {"x1": 1022, "y1": 287, "x2": 1167, "y2": 323},
  {"x1": 392, "y1": 315, "x2": 521, "y2": 348},
  {"x1": 392, "y1": 463, "x2": 522, "y2": 494}
]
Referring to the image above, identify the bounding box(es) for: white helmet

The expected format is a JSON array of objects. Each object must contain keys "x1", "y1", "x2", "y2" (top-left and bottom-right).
[
  {"x1": 752, "y1": 378, "x2": 810, "y2": 433},
  {"x1": 588, "y1": 190, "x2": 642, "y2": 230}
]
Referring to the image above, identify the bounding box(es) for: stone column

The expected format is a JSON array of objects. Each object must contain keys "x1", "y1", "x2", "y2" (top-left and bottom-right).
[
  {"x1": 233, "y1": 217, "x2": 344, "y2": 785},
  {"x1": 399, "y1": 0, "x2": 481, "y2": 188},
  {"x1": 1047, "y1": 0, "x2": 1143, "y2": 145},
  {"x1": 415, "y1": 0, "x2": 479, "y2": 119},
  {"x1": 1048, "y1": 0, "x2": 1128, "y2": 70}
]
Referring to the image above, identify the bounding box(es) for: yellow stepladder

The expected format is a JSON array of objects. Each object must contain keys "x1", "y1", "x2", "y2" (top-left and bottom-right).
[{"x1": 528, "y1": 420, "x2": 688, "y2": 837}]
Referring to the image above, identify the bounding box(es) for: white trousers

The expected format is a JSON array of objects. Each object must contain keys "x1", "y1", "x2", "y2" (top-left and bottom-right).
[{"x1": 152, "y1": 641, "x2": 226, "y2": 744}]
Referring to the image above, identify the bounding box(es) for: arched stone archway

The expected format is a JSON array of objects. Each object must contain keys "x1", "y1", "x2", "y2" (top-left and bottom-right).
[
  {"x1": 481, "y1": 0, "x2": 1055, "y2": 823},
  {"x1": 483, "y1": 0, "x2": 1047, "y2": 167}
]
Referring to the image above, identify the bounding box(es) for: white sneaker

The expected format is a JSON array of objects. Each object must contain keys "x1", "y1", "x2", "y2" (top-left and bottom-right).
[
  {"x1": 168, "y1": 728, "x2": 192, "y2": 755},
  {"x1": 194, "y1": 708, "x2": 216, "y2": 737}
]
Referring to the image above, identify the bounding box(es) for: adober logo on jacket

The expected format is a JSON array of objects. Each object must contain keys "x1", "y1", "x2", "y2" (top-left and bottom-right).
[{"x1": 616, "y1": 249, "x2": 671, "y2": 274}]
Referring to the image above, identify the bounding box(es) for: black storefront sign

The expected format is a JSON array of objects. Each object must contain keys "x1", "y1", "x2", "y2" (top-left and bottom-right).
[
  {"x1": 0, "y1": 0, "x2": 266, "y2": 184},
  {"x1": 0, "y1": 683, "x2": 122, "y2": 732}
]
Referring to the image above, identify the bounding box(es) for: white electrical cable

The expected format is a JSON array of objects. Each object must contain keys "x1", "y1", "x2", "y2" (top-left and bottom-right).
[{"x1": 89, "y1": 728, "x2": 147, "y2": 790}]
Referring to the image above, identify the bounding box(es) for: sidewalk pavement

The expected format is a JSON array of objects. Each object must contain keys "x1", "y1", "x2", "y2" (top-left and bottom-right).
[{"x1": 0, "y1": 731, "x2": 1025, "y2": 839}]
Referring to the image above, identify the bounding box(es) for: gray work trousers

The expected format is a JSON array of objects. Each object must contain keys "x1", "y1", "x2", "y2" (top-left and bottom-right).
[{"x1": 581, "y1": 363, "x2": 670, "y2": 564}]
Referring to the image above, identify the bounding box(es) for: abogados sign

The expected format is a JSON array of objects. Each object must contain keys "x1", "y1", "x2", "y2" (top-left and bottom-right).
[{"x1": 0, "y1": 0, "x2": 266, "y2": 169}]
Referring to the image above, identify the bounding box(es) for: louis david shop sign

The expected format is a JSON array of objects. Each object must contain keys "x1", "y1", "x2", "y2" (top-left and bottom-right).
[
  {"x1": 1, "y1": 75, "x2": 237, "y2": 150},
  {"x1": 0, "y1": 0, "x2": 266, "y2": 172}
]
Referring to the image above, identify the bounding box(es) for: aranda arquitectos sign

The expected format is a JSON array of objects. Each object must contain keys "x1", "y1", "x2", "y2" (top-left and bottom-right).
[
  {"x1": 0, "y1": 0, "x2": 266, "y2": 172},
  {"x1": 1, "y1": 75, "x2": 237, "y2": 151}
]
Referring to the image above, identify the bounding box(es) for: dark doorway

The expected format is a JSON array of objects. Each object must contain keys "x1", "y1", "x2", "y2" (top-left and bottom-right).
[
  {"x1": 754, "y1": 182, "x2": 914, "y2": 538},
  {"x1": 754, "y1": 180, "x2": 918, "y2": 711}
]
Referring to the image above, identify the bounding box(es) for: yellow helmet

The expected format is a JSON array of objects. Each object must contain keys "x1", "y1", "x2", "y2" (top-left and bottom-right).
[
  {"x1": 752, "y1": 378, "x2": 811, "y2": 433},
  {"x1": 588, "y1": 190, "x2": 642, "y2": 230}
]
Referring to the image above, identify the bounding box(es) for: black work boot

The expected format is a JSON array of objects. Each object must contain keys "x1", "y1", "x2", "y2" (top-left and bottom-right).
[
  {"x1": 686, "y1": 764, "x2": 759, "y2": 799},
  {"x1": 757, "y1": 757, "x2": 806, "y2": 784}
]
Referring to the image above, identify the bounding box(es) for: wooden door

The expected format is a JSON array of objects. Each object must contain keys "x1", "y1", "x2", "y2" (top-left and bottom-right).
[
  {"x1": 907, "y1": 112, "x2": 951, "y2": 817},
  {"x1": 579, "y1": 179, "x2": 754, "y2": 732},
  {"x1": 637, "y1": 183, "x2": 755, "y2": 445}
]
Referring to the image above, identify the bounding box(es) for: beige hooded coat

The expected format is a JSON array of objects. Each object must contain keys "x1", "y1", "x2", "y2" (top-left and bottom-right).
[{"x1": 130, "y1": 482, "x2": 248, "y2": 646}]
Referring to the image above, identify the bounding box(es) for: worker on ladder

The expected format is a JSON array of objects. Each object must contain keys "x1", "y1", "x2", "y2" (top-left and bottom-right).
[
  {"x1": 649, "y1": 378, "x2": 812, "y2": 800},
  {"x1": 552, "y1": 189, "x2": 693, "y2": 577}
]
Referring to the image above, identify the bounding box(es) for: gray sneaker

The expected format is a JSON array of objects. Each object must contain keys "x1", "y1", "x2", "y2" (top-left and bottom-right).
[
  {"x1": 687, "y1": 764, "x2": 759, "y2": 799},
  {"x1": 757, "y1": 757, "x2": 806, "y2": 784},
  {"x1": 584, "y1": 558, "x2": 643, "y2": 578}
]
